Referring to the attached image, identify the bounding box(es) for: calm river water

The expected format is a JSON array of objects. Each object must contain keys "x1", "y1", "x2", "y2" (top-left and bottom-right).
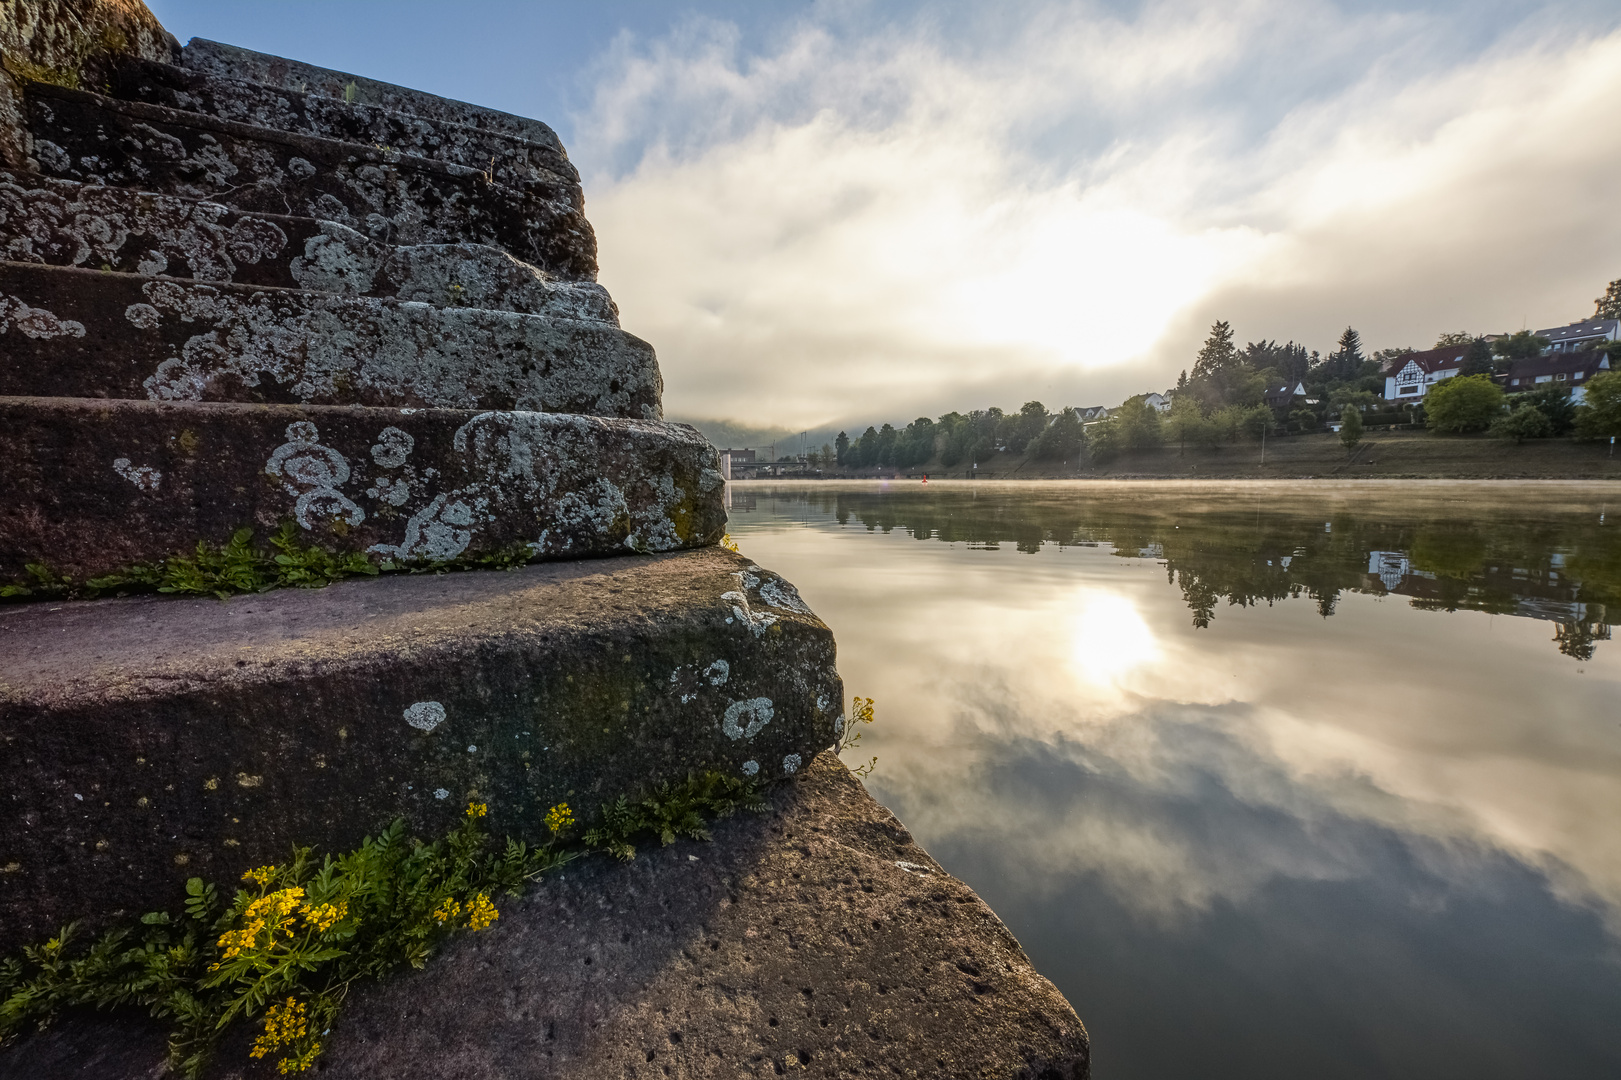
[{"x1": 726, "y1": 480, "x2": 1621, "y2": 1080}]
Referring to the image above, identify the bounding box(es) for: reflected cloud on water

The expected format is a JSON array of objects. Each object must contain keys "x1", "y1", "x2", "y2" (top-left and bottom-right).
[{"x1": 729, "y1": 481, "x2": 1621, "y2": 1079}]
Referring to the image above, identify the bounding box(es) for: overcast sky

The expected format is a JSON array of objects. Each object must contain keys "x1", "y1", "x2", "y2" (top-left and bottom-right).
[{"x1": 145, "y1": 1, "x2": 1621, "y2": 434}]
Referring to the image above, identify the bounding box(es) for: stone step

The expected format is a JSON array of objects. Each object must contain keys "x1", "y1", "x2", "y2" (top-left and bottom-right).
[
  {"x1": 106, "y1": 55, "x2": 576, "y2": 192},
  {"x1": 24, "y1": 83, "x2": 596, "y2": 280},
  {"x1": 0, "y1": 394, "x2": 716, "y2": 583},
  {"x1": 1, "y1": 173, "x2": 620, "y2": 318},
  {"x1": 0, "y1": 396, "x2": 721, "y2": 586},
  {"x1": 0, "y1": 262, "x2": 658, "y2": 414},
  {"x1": 0, "y1": 548, "x2": 839, "y2": 955},
  {"x1": 183, "y1": 37, "x2": 561, "y2": 150},
  {"x1": 2, "y1": 754, "x2": 1091, "y2": 1080}
]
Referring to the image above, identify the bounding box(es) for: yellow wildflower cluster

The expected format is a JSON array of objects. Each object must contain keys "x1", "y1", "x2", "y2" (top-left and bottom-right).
[
  {"x1": 467, "y1": 801, "x2": 488, "y2": 818},
  {"x1": 250, "y1": 997, "x2": 307, "y2": 1061},
  {"x1": 545, "y1": 802, "x2": 574, "y2": 835},
  {"x1": 852, "y1": 696, "x2": 876, "y2": 727},
  {"x1": 432, "y1": 897, "x2": 461, "y2": 924},
  {"x1": 215, "y1": 887, "x2": 305, "y2": 963},
  {"x1": 278, "y1": 1043, "x2": 321, "y2": 1075},
  {"x1": 302, "y1": 900, "x2": 348, "y2": 932},
  {"x1": 465, "y1": 892, "x2": 498, "y2": 931},
  {"x1": 242, "y1": 865, "x2": 278, "y2": 887}
]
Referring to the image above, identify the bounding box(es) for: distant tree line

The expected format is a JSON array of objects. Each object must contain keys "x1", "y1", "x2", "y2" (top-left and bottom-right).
[{"x1": 821, "y1": 275, "x2": 1621, "y2": 466}]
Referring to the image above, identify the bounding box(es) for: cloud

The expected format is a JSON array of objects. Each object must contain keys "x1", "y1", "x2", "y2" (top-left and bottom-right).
[{"x1": 574, "y1": 1, "x2": 1621, "y2": 429}]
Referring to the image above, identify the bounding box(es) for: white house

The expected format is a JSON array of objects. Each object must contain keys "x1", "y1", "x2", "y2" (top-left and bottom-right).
[
  {"x1": 1142, "y1": 392, "x2": 1172, "y2": 413},
  {"x1": 1384, "y1": 344, "x2": 1470, "y2": 401}
]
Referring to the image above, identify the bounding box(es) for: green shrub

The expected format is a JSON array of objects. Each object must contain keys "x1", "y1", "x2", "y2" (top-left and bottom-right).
[
  {"x1": 1425, "y1": 375, "x2": 1505, "y2": 433},
  {"x1": 1491, "y1": 405, "x2": 1554, "y2": 443}
]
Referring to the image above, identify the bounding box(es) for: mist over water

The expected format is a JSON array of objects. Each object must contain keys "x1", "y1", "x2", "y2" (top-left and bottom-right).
[{"x1": 728, "y1": 480, "x2": 1621, "y2": 1080}]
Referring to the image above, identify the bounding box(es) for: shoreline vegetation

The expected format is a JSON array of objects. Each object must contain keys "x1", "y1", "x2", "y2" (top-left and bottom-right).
[{"x1": 761, "y1": 429, "x2": 1621, "y2": 481}]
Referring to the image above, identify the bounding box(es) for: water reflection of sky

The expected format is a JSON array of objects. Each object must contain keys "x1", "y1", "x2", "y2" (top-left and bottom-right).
[{"x1": 728, "y1": 481, "x2": 1621, "y2": 1080}]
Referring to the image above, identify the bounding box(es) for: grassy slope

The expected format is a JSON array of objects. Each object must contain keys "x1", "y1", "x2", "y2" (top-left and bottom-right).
[{"x1": 823, "y1": 430, "x2": 1621, "y2": 480}]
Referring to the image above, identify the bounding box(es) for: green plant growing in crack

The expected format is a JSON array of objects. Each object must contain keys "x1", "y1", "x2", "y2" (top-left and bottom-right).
[
  {"x1": 0, "y1": 525, "x2": 539, "y2": 603},
  {"x1": 840, "y1": 696, "x2": 878, "y2": 778},
  {"x1": 0, "y1": 772, "x2": 763, "y2": 1076}
]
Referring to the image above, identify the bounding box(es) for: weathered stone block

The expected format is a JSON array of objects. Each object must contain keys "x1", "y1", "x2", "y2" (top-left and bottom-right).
[
  {"x1": 0, "y1": 549, "x2": 842, "y2": 956},
  {"x1": 25, "y1": 83, "x2": 596, "y2": 279},
  {"x1": 0, "y1": 397, "x2": 720, "y2": 584},
  {"x1": 0, "y1": 0, "x2": 177, "y2": 167},
  {"x1": 1, "y1": 173, "x2": 620, "y2": 318},
  {"x1": 2, "y1": 755, "x2": 1090, "y2": 1080},
  {"x1": 182, "y1": 38, "x2": 562, "y2": 150},
  {"x1": 108, "y1": 56, "x2": 576, "y2": 190},
  {"x1": 0, "y1": 263, "x2": 657, "y2": 413}
]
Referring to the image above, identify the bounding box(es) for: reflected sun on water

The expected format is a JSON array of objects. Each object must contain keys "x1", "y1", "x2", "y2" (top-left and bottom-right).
[{"x1": 729, "y1": 480, "x2": 1621, "y2": 1080}]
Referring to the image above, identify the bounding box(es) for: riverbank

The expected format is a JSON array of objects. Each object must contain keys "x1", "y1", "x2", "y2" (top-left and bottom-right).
[{"x1": 803, "y1": 430, "x2": 1621, "y2": 480}]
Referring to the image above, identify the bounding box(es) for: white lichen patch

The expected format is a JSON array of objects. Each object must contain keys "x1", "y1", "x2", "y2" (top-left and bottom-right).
[
  {"x1": 126, "y1": 274, "x2": 654, "y2": 415},
  {"x1": 721, "y1": 589, "x2": 778, "y2": 637},
  {"x1": 0, "y1": 178, "x2": 288, "y2": 282},
  {"x1": 782, "y1": 754, "x2": 802, "y2": 775},
  {"x1": 403, "y1": 701, "x2": 446, "y2": 732},
  {"x1": 742, "y1": 760, "x2": 759, "y2": 777},
  {"x1": 0, "y1": 293, "x2": 85, "y2": 338},
  {"x1": 705, "y1": 659, "x2": 730, "y2": 686},
  {"x1": 265, "y1": 421, "x2": 365, "y2": 530},
  {"x1": 112, "y1": 457, "x2": 161, "y2": 492},
  {"x1": 124, "y1": 302, "x2": 161, "y2": 329},
  {"x1": 433, "y1": 788, "x2": 450, "y2": 800},
  {"x1": 721, "y1": 697, "x2": 774, "y2": 741}
]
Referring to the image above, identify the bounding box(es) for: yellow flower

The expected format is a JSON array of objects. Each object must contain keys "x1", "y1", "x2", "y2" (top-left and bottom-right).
[
  {"x1": 242, "y1": 865, "x2": 278, "y2": 887},
  {"x1": 301, "y1": 900, "x2": 348, "y2": 932},
  {"x1": 544, "y1": 803, "x2": 574, "y2": 835},
  {"x1": 467, "y1": 801, "x2": 488, "y2": 818},
  {"x1": 465, "y1": 892, "x2": 498, "y2": 931},
  {"x1": 278, "y1": 1043, "x2": 321, "y2": 1074},
  {"x1": 432, "y1": 897, "x2": 461, "y2": 924},
  {"x1": 250, "y1": 998, "x2": 307, "y2": 1059}
]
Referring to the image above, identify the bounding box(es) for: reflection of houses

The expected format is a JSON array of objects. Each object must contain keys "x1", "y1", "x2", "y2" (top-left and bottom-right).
[
  {"x1": 1534, "y1": 317, "x2": 1619, "y2": 353},
  {"x1": 1367, "y1": 550, "x2": 1415, "y2": 591},
  {"x1": 1364, "y1": 548, "x2": 1610, "y2": 658},
  {"x1": 1383, "y1": 345, "x2": 1469, "y2": 400},
  {"x1": 1503, "y1": 351, "x2": 1610, "y2": 402}
]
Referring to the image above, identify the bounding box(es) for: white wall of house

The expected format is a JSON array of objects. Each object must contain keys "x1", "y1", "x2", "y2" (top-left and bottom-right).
[{"x1": 1384, "y1": 360, "x2": 1461, "y2": 400}]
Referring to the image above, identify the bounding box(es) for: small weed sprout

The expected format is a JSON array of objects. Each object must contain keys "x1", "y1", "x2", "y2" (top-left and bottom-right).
[
  {"x1": 0, "y1": 774, "x2": 762, "y2": 1077},
  {"x1": 838, "y1": 697, "x2": 878, "y2": 778}
]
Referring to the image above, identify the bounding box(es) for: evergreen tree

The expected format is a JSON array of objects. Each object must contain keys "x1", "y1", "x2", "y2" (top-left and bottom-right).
[
  {"x1": 1328, "y1": 326, "x2": 1364, "y2": 380},
  {"x1": 1191, "y1": 321, "x2": 1239, "y2": 381},
  {"x1": 835, "y1": 430, "x2": 849, "y2": 465}
]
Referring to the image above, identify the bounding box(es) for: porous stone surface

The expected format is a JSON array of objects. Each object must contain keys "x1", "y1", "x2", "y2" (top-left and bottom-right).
[
  {"x1": 0, "y1": 263, "x2": 657, "y2": 414},
  {"x1": 182, "y1": 38, "x2": 562, "y2": 148},
  {"x1": 108, "y1": 56, "x2": 575, "y2": 190},
  {"x1": 26, "y1": 83, "x2": 595, "y2": 278},
  {"x1": 0, "y1": 0, "x2": 177, "y2": 167},
  {"x1": 0, "y1": 398, "x2": 717, "y2": 583},
  {"x1": 0, "y1": 549, "x2": 840, "y2": 955},
  {"x1": 2, "y1": 754, "x2": 1091, "y2": 1080},
  {"x1": 1, "y1": 174, "x2": 619, "y2": 316}
]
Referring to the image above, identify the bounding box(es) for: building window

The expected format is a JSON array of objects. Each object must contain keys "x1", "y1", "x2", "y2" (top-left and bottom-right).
[
  {"x1": 1556, "y1": 373, "x2": 1567, "y2": 381},
  {"x1": 1575, "y1": 371, "x2": 1585, "y2": 380}
]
